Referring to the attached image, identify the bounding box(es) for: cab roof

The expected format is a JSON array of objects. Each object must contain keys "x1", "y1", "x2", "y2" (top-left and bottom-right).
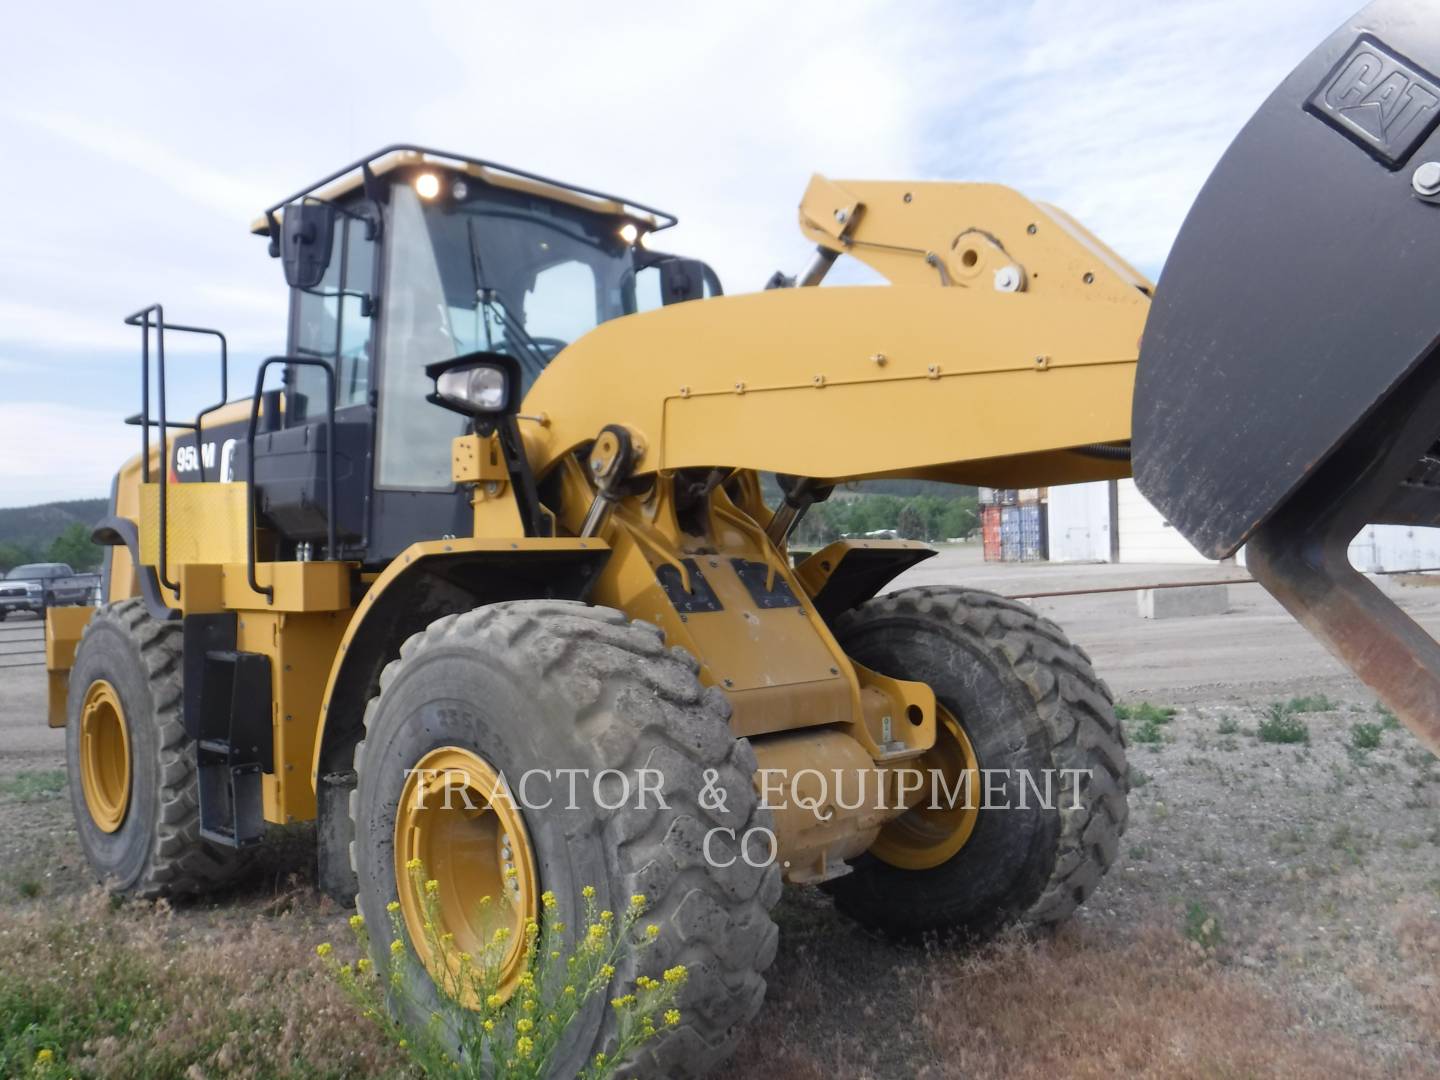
[{"x1": 250, "y1": 143, "x2": 677, "y2": 239}]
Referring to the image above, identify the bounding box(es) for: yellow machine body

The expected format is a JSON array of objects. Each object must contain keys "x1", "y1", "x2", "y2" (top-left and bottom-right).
[{"x1": 49, "y1": 164, "x2": 1148, "y2": 883}]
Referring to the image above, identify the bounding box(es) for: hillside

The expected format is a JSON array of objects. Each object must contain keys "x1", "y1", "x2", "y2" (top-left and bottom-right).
[
  {"x1": 0, "y1": 499, "x2": 107, "y2": 550},
  {"x1": 0, "y1": 498, "x2": 107, "y2": 571}
]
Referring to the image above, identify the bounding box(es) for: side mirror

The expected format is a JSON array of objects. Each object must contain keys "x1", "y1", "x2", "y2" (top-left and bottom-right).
[
  {"x1": 281, "y1": 201, "x2": 335, "y2": 289},
  {"x1": 425, "y1": 351, "x2": 522, "y2": 433},
  {"x1": 658, "y1": 258, "x2": 707, "y2": 305}
]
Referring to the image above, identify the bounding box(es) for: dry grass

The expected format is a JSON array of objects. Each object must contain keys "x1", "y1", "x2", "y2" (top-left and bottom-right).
[
  {"x1": 1352, "y1": 900, "x2": 1440, "y2": 1041},
  {"x1": 2, "y1": 876, "x2": 1436, "y2": 1079},
  {"x1": 734, "y1": 893, "x2": 1440, "y2": 1080},
  {"x1": 0, "y1": 890, "x2": 408, "y2": 1079}
]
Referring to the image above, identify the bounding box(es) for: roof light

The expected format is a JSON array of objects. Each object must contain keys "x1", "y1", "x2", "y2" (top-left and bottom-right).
[
  {"x1": 618, "y1": 223, "x2": 639, "y2": 245},
  {"x1": 415, "y1": 173, "x2": 440, "y2": 199},
  {"x1": 451, "y1": 179, "x2": 469, "y2": 200}
]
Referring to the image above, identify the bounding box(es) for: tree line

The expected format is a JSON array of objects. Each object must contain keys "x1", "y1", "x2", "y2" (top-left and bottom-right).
[
  {"x1": 791, "y1": 493, "x2": 979, "y2": 546},
  {"x1": 0, "y1": 523, "x2": 102, "y2": 573}
]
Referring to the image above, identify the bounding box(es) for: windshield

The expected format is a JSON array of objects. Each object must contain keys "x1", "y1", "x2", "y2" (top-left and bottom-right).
[
  {"x1": 376, "y1": 180, "x2": 639, "y2": 490},
  {"x1": 8, "y1": 564, "x2": 59, "y2": 579}
]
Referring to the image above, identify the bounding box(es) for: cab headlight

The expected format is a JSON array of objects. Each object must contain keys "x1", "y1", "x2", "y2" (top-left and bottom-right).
[
  {"x1": 425, "y1": 352, "x2": 523, "y2": 429},
  {"x1": 436, "y1": 364, "x2": 508, "y2": 412}
]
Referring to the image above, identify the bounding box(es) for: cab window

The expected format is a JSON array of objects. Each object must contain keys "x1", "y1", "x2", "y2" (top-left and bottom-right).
[{"x1": 290, "y1": 207, "x2": 376, "y2": 410}]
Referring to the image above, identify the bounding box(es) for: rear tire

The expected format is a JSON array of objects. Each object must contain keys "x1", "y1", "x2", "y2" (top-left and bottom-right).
[
  {"x1": 349, "y1": 600, "x2": 780, "y2": 1079},
  {"x1": 66, "y1": 598, "x2": 251, "y2": 897},
  {"x1": 825, "y1": 586, "x2": 1128, "y2": 938}
]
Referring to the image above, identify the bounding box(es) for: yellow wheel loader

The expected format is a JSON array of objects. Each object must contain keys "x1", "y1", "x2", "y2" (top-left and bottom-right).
[{"x1": 43, "y1": 2, "x2": 1440, "y2": 1072}]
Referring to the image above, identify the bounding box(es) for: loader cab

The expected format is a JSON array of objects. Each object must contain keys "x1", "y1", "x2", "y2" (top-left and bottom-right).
[{"x1": 254, "y1": 146, "x2": 712, "y2": 566}]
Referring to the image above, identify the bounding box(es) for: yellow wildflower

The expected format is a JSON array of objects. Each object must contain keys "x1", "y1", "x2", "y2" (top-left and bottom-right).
[
  {"x1": 406, "y1": 857, "x2": 422, "y2": 871},
  {"x1": 459, "y1": 952, "x2": 473, "y2": 964},
  {"x1": 645, "y1": 924, "x2": 660, "y2": 940},
  {"x1": 582, "y1": 885, "x2": 596, "y2": 899},
  {"x1": 563, "y1": 984, "x2": 576, "y2": 996},
  {"x1": 349, "y1": 914, "x2": 364, "y2": 930},
  {"x1": 516, "y1": 1017, "x2": 534, "y2": 1033},
  {"x1": 516, "y1": 1036, "x2": 534, "y2": 1058},
  {"x1": 357, "y1": 958, "x2": 371, "y2": 973},
  {"x1": 541, "y1": 890, "x2": 557, "y2": 909},
  {"x1": 663, "y1": 964, "x2": 687, "y2": 985},
  {"x1": 316, "y1": 943, "x2": 333, "y2": 958},
  {"x1": 630, "y1": 893, "x2": 647, "y2": 911},
  {"x1": 599, "y1": 963, "x2": 615, "y2": 979},
  {"x1": 503, "y1": 866, "x2": 518, "y2": 879},
  {"x1": 665, "y1": 1008, "x2": 681, "y2": 1027},
  {"x1": 486, "y1": 993, "x2": 504, "y2": 1010},
  {"x1": 600, "y1": 910, "x2": 614, "y2": 924},
  {"x1": 35, "y1": 1049, "x2": 54, "y2": 1064},
  {"x1": 390, "y1": 939, "x2": 406, "y2": 956},
  {"x1": 483, "y1": 1019, "x2": 495, "y2": 1032},
  {"x1": 387, "y1": 900, "x2": 401, "y2": 913},
  {"x1": 424, "y1": 879, "x2": 440, "y2": 896}
]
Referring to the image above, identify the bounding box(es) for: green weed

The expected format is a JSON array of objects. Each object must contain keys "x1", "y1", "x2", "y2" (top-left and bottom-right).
[
  {"x1": 1349, "y1": 723, "x2": 1383, "y2": 752},
  {"x1": 1284, "y1": 694, "x2": 1337, "y2": 714},
  {"x1": 0, "y1": 770, "x2": 65, "y2": 801},
  {"x1": 1258, "y1": 703, "x2": 1309, "y2": 745}
]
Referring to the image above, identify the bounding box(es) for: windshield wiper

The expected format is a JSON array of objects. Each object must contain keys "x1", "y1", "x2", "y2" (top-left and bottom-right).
[{"x1": 466, "y1": 218, "x2": 549, "y2": 378}]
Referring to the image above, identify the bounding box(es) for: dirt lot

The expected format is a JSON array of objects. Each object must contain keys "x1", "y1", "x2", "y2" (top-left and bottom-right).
[{"x1": 2, "y1": 552, "x2": 1438, "y2": 1078}]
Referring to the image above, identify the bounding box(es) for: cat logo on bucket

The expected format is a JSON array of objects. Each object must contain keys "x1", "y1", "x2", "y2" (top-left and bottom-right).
[{"x1": 1308, "y1": 35, "x2": 1440, "y2": 166}]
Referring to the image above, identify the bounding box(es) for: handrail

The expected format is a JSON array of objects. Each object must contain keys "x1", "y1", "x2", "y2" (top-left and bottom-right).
[
  {"x1": 123, "y1": 305, "x2": 231, "y2": 601},
  {"x1": 245, "y1": 357, "x2": 337, "y2": 604},
  {"x1": 123, "y1": 309, "x2": 229, "y2": 480}
]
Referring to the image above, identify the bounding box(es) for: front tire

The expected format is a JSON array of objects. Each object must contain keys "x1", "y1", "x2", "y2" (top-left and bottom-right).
[
  {"x1": 349, "y1": 600, "x2": 780, "y2": 1079},
  {"x1": 826, "y1": 587, "x2": 1128, "y2": 938}
]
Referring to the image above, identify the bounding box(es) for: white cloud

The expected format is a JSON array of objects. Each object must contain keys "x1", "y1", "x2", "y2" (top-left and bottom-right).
[
  {"x1": 0, "y1": 0, "x2": 1365, "y2": 508},
  {"x1": 12, "y1": 110, "x2": 272, "y2": 221},
  {"x1": 0, "y1": 403, "x2": 136, "y2": 505}
]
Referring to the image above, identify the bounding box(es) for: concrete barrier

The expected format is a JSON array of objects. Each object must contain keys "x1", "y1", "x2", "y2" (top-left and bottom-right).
[{"x1": 1137, "y1": 584, "x2": 1229, "y2": 620}]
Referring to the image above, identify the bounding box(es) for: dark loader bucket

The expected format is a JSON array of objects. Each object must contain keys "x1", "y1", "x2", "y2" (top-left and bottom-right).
[{"x1": 1134, "y1": 0, "x2": 1440, "y2": 755}]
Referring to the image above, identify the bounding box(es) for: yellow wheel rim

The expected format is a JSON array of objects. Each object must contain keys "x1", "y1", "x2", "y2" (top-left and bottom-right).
[
  {"x1": 394, "y1": 746, "x2": 539, "y2": 1003},
  {"x1": 79, "y1": 679, "x2": 130, "y2": 833},
  {"x1": 871, "y1": 705, "x2": 981, "y2": 871}
]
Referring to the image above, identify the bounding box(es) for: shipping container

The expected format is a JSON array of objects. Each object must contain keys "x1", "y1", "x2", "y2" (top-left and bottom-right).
[
  {"x1": 1019, "y1": 503, "x2": 1047, "y2": 561},
  {"x1": 978, "y1": 486, "x2": 997, "y2": 506},
  {"x1": 981, "y1": 505, "x2": 1002, "y2": 561},
  {"x1": 1017, "y1": 488, "x2": 1042, "y2": 505},
  {"x1": 1000, "y1": 506, "x2": 1021, "y2": 561}
]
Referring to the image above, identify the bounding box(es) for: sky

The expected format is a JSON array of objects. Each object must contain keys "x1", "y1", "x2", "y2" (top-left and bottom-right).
[{"x1": 0, "y1": 0, "x2": 1358, "y2": 507}]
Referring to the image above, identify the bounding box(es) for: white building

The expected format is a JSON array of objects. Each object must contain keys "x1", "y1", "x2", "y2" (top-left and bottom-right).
[{"x1": 1047, "y1": 479, "x2": 1440, "y2": 571}]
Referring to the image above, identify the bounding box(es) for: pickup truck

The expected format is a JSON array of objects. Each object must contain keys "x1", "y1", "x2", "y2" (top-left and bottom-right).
[{"x1": 0, "y1": 563, "x2": 100, "y2": 619}]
